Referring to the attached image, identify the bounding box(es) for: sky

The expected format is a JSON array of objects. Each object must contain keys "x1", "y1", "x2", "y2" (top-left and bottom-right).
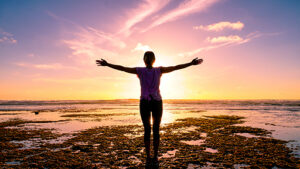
[{"x1": 0, "y1": 0, "x2": 300, "y2": 100}]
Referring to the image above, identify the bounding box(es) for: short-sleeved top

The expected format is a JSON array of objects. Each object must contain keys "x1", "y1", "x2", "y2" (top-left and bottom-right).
[{"x1": 136, "y1": 67, "x2": 162, "y2": 101}]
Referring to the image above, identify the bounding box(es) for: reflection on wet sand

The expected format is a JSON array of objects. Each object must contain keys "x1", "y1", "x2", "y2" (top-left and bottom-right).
[{"x1": 0, "y1": 100, "x2": 299, "y2": 168}]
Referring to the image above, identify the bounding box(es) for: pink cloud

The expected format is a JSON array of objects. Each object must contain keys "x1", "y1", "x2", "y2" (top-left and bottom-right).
[
  {"x1": 194, "y1": 21, "x2": 244, "y2": 31},
  {"x1": 119, "y1": 0, "x2": 170, "y2": 36},
  {"x1": 178, "y1": 32, "x2": 262, "y2": 57},
  {"x1": 62, "y1": 26, "x2": 124, "y2": 64},
  {"x1": 207, "y1": 35, "x2": 243, "y2": 43},
  {"x1": 15, "y1": 62, "x2": 79, "y2": 70},
  {"x1": 0, "y1": 29, "x2": 17, "y2": 44},
  {"x1": 0, "y1": 36, "x2": 17, "y2": 44},
  {"x1": 0, "y1": 29, "x2": 13, "y2": 36},
  {"x1": 132, "y1": 43, "x2": 152, "y2": 52},
  {"x1": 0, "y1": 28, "x2": 17, "y2": 44},
  {"x1": 47, "y1": 0, "x2": 221, "y2": 63},
  {"x1": 47, "y1": 11, "x2": 125, "y2": 64},
  {"x1": 178, "y1": 43, "x2": 226, "y2": 57},
  {"x1": 144, "y1": 0, "x2": 220, "y2": 32}
]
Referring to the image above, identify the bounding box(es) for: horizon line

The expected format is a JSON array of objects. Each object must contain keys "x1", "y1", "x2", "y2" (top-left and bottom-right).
[{"x1": 0, "y1": 98, "x2": 299, "y2": 101}]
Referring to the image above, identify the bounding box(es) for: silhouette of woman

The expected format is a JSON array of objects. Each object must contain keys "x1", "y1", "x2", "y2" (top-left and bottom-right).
[{"x1": 96, "y1": 51, "x2": 203, "y2": 167}]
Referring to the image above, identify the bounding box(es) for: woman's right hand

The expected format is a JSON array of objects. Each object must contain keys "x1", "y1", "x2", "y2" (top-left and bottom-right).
[{"x1": 96, "y1": 59, "x2": 108, "y2": 66}]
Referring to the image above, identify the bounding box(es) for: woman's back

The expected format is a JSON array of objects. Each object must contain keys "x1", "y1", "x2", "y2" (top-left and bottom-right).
[{"x1": 136, "y1": 67, "x2": 162, "y2": 101}]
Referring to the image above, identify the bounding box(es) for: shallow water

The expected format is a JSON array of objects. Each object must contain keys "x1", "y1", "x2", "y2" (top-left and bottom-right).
[{"x1": 0, "y1": 99, "x2": 299, "y2": 157}]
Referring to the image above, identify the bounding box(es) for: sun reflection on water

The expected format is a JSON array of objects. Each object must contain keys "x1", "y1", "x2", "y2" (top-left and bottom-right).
[{"x1": 161, "y1": 110, "x2": 175, "y2": 125}]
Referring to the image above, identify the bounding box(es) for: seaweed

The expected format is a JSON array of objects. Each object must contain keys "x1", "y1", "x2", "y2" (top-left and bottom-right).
[{"x1": 0, "y1": 115, "x2": 299, "y2": 168}]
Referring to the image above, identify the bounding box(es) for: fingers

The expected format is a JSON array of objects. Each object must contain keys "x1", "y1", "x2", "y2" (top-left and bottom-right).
[
  {"x1": 96, "y1": 58, "x2": 107, "y2": 63},
  {"x1": 96, "y1": 60, "x2": 103, "y2": 66},
  {"x1": 96, "y1": 59, "x2": 105, "y2": 62},
  {"x1": 198, "y1": 59, "x2": 203, "y2": 64},
  {"x1": 192, "y1": 58, "x2": 203, "y2": 65},
  {"x1": 96, "y1": 59, "x2": 107, "y2": 66}
]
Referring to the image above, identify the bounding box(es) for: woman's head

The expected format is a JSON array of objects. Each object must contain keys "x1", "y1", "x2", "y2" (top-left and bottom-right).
[{"x1": 144, "y1": 51, "x2": 155, "y2": 67}]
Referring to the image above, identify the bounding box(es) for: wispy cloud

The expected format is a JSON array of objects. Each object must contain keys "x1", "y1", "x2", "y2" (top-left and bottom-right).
[
  {"x1": 132, "y1": 43, "x2": 152, "y2": 52},
  {"x1": 47, "y1": 0, "x2": 221, "y2": 63},
  {"x1": 47, "y1": 11, "x2": 126, "y2": 64},
  {"x1": 0, "y1": 36, "x2": 17, "y2": 44},
  {"x1": 206, "y1": 35, "x2": 243, "y2": 43},
  {"x1": 119, "y1": 0, "x2": 220, "y2": 34},
  {"x1": 178, "y1": 43, "x2": 227, "y2": 57},
  {"x1": 15, "y1": 62, "x2": 79, "y2": 70},
  {"x1": 178, "y1": 32, "x2": 262, "y2": 57},
  {"x1": 119, "y1": 0, "x2": 170, "y2": 36},
  {"x1": 144, "y1": 0, "x2": 220, "y2": 32},
  {"x1": 62, "y1": 26, "x2": 126, "y2": 63},
  {"x1": 27, "y1": 53, "x2": 35, "y2": 57},
  {"x1": 33, "y1": 63, "x2": 64, "y2": 70},
  {"x1": 194, "y1": 21, "x2": 244, "y2": 31},
  {"x1": 0, "y1": 29, "x2": 13, "y2": 36},
  {"x1": 0, "y1": 29, "x2": 17, "y2": 44},
  {"x1": 33, "y1": 76, "x2": 128, "y2": 84}
]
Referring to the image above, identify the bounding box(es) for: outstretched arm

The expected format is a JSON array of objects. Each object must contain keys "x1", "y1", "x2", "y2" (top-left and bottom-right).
[
  {"x1": 96, "y1": 59, "x2": 137, "y2": 74},
  {"x1": 160, "y1": 57, "x2": 203, "y2": 73}
]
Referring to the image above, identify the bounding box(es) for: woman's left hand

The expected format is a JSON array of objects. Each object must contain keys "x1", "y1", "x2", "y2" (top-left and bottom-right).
[{"x1": 191, "y1": 57, "x2": 203, "y2": 65}]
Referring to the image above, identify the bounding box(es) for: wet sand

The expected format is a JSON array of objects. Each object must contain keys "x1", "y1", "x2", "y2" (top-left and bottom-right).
[{"x1": 0, "y1": 100, "x2": 299, "y2": 168}]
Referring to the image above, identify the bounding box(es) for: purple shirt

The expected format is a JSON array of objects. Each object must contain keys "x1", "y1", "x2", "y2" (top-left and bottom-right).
[{"x1": 136, "y1": 67, "x2": 162, "y2": 101}]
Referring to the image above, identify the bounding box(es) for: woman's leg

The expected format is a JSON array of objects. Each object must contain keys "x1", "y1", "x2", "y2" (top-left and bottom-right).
[
  {"x1": 139, "y1": 100, "x2": 151, "y2": 160},
  {"x1": 151, "y1": 100, "x2": 163, "y2": 159}
]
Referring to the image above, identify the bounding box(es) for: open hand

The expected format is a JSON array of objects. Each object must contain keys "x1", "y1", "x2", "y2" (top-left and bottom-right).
[
  {"x1": 96, "y1": 59, "x2": 108, "y2": 66},
  {"x1": 191, "y1": 57, "x2": 203, "y2": 65}
]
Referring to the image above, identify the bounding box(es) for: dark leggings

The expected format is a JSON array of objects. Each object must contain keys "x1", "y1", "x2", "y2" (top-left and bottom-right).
[{"x1": 140, "y1": 99, "x2": 163, "y2": 158}]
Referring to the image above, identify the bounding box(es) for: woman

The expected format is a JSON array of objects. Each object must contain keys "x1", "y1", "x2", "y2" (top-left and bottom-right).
[{"x1": 96, "y1": 51, "x2": 203, "y2": 167}]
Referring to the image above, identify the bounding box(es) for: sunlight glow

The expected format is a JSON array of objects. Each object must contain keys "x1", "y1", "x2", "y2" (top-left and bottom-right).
[{"x1": 161, "y1": 110, "x2": 174, "y2": 124}]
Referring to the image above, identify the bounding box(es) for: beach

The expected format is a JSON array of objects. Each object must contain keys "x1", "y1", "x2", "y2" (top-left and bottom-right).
[{"x1": 0, "y1": 100, "x2": 299, "y2": 168}]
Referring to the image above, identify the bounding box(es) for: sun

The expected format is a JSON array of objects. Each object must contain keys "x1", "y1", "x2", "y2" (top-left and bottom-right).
[{"x1": 154, "y1": 56, "x2": 186, "y2": 99}]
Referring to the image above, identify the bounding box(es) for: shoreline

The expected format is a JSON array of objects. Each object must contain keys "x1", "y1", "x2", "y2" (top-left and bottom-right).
[{"x1": 0, "y1": 115, "x2": 299, "y2": 168}]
